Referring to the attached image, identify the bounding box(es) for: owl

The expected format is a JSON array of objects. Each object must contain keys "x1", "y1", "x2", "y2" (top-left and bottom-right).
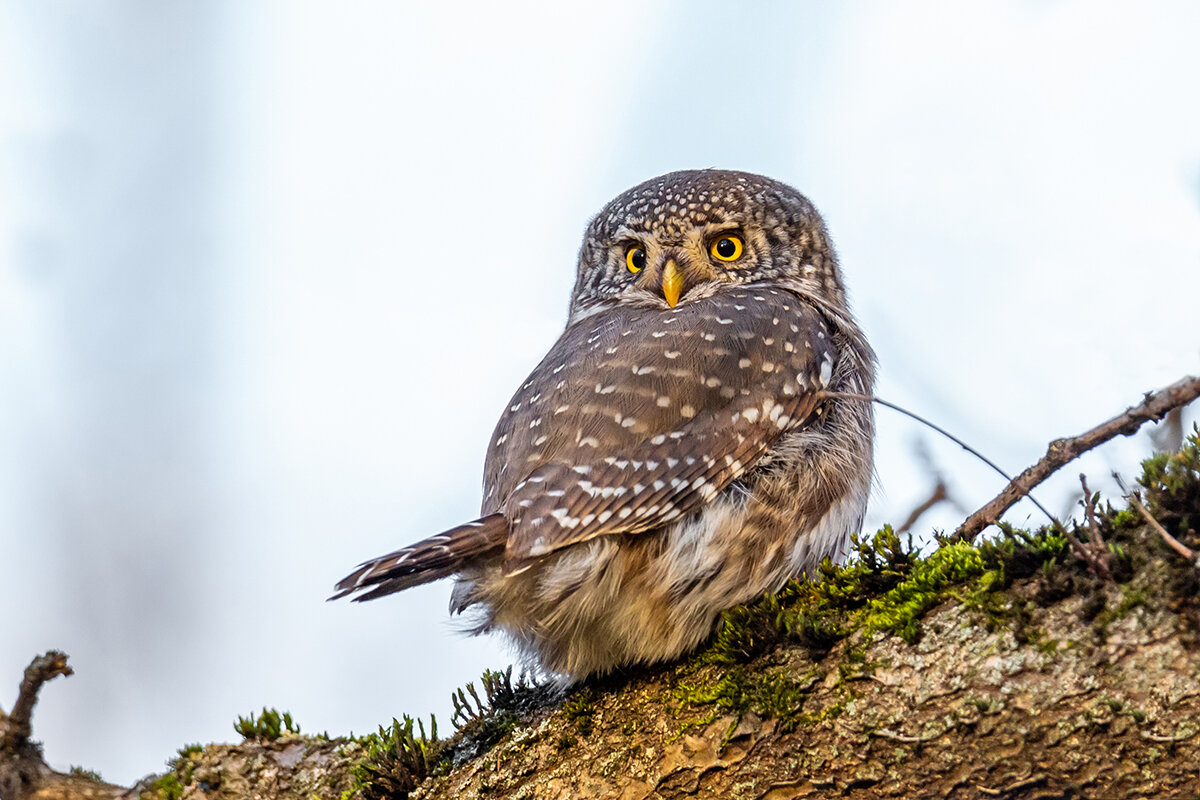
[{"x1": 334, "y1": 170, "x2": 875, "y2": 679}]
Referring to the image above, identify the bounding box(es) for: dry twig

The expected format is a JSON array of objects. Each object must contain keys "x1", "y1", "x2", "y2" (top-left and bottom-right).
[
  {"x1": 1063, "y1": 474, "x2": 1112, "y2": 580},
  {"x1": 976, "y1": 773, "x2": 1048, "y2": 796},
  {"x1": 896, "y1": 439, "x2": 968, "y2": 535},
  {"x1": 955, "y1": 374, "x2": 1200, "y2": 541},
  {"x1": 896, "y1": 481, "x2": 949, "y2": 535},
  {"x1": 1114, "y1": 474, "x2": 1200, "y2": 569}
]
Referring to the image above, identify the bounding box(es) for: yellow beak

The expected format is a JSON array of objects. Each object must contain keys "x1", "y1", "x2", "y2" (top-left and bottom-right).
[{"x1": 662, "y1": 259, "x2": 685, "y2": 308}]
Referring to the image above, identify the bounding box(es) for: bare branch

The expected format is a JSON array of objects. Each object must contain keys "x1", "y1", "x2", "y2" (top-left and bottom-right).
[
  {"x1": 955, "y1": 374, "x2": 1200, "y2": 541},
  {"x1": 0, "y1": 651, "x2": 73, "y2": 752}
]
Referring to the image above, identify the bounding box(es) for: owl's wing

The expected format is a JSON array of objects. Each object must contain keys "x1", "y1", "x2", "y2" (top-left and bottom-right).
[{"x1": 488, "y1": 287, "x2": 836, "y2": 567}]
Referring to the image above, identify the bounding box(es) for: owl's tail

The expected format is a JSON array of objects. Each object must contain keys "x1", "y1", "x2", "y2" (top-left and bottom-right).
[{"x1": 329, "y1": 514, "x2": 509, "y2": 602}]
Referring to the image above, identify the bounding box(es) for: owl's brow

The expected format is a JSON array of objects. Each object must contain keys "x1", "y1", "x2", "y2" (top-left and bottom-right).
[{"x1": 610, "y1": 222, "x2": 747, "y2": 245}]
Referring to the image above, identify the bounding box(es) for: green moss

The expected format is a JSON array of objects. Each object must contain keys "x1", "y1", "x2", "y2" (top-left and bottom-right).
[
  {"x1": 68, "y1": 766, "x2": 104, "y2": 782},
  {"x1": 858, "y1": 538, "x2": 988, "y2": 643},
  {"x1": 1139, "y1": 425, "x2": 1200, "y2": 521},
  {"x1": 138, "y1": 742, "x2": 207, "y2": 800},
  {"x1": 675, "y1": 662, "x2": 820, "y2": 738},
  {"x1": 141, "y1": 772, "x2": 185, "y2": 800},
  {"x1": 447, "y1": 666, "x2": 553, "y2": 760},
  {"x1": 561, "y1": 693, "x2": 596, "y2": 738},
  {"x1": 343, "y1": 666, "x2": 558, "y2": 799},
  {"x1": 234, "y1": 708, "x2": 301, "y2": 741},
  {"x1": 343, "y1": 716, "x2": 439, "y2": 800}
]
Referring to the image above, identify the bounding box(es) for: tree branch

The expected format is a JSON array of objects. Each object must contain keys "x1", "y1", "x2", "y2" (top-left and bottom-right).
[
  {"x1": 1, "y1": 651, "x2": 73, "y2": 752},
  {"x1": 955, "y1": 374, "x2": 1200, "y2": 541}
]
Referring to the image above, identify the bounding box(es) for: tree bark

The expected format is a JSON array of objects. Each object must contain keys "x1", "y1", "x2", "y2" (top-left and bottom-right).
[
  {"x1": 6, "y1": 424, "x2": 1200, "y2": 800},
  {"x1": 413, "y1": 549, "x2": 1200, "y2": 799}
]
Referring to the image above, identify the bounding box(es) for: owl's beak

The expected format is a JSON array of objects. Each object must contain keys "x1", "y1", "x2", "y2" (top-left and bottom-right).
[{"x1": 661, "y1": 259, "x2": 686, "y2": 308}]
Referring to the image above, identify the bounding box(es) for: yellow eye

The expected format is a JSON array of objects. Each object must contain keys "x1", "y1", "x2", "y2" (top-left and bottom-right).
[
  {"x1": 626, "y1": 246, "x2": 647, "y2": 273},
  {"x1": 710, "y1": 235, "x2": 744, "y2": 262}
]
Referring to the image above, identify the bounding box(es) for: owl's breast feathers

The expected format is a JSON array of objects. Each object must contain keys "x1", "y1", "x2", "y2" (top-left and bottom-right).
[{"x1": 332, "y1": 286, "x2": 834, "y2": 602}]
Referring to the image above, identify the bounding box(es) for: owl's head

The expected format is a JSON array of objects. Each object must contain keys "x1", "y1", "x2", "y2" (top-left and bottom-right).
[{"x1": 569, "y1": 170, "x2": 848, "y2": 323}]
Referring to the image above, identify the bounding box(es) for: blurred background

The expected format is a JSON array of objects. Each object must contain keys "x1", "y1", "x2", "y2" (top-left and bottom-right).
[{"x1": 2, "y1": 0, "x2": 1198, "y2": 785}]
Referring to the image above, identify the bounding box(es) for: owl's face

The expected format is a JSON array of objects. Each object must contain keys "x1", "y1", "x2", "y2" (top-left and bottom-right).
[{"x1": 569, "y1": 169, "x2": 847, "y2": 323}]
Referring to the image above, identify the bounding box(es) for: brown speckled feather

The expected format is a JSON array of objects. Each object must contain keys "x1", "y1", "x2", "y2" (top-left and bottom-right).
[
  {"x1": 333, "y1": 169, "x2": 876, "y2": 680},
  {"x1": 484, "y1": 286, "x2": 833, "y2": 565}
]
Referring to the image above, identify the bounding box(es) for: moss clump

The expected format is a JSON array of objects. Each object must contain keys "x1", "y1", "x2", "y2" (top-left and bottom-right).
[
  {"x1": 1139, "y1": 425, "x2": 1200, "y2": 534},
  {"x1": 447, "y1": 666, "x2": 554, "y2": 761},
  {"x1": 144, "y1": 772, "x2": 184, "y2": 800},
  {"x1": 561, "y1": 693, "x2": 596, "y2": 738},
  {"x1": 343, "y1": 666, "x2": 557, "y2": 799},
  {"x1": 139, "y1": 743, "x2": 206, "y2": 800},
  {"x1": 678, "y1": 664, "x2": 821, "y2": 738},
  {"x1": 233, "y1": 708, "x2": 301, "y2": 741},
  {"x1": 68, "y1": 766, "x2": 104, "y2": 782},
  {"x1": 344, "y1": 716, "x2": 440, "y2": 800}
]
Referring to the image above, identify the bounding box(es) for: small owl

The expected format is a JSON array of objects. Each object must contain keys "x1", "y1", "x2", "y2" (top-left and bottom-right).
[{"x1": 334, "y1": 170, "x2": 875, "y2": 678}]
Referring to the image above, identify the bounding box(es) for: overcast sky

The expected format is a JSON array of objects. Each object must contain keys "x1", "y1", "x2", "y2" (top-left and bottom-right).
[{"x1": 2, "y1": 1, "x2": 1198, "y2": 785}]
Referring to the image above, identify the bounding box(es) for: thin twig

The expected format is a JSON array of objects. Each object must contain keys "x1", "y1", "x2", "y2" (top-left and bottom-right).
[
  {"x1": 955, "y1": 374, "x2": 1200, "y2": 541},
  {"x1": 896, "y1": 439, "x2": 968, "y2": 534},
  {"x1": 1141, "y1": 728, "x2": 1198, "y2": 743},
  {"x1": 1078, "y1": 475, "x2": 1104, "y2": 550},
  {"x1": 977, "y1": 773, "x2": 1048, "y2": 796},
  {"x1": 1065, "y1": 474, "x2": 1112, "y2": 580},
  {"x1": 868, "y1": 727, "x2": 945, "y2": 743},
  {"x1": 1114, "y1": 474, "x2": 1199, "y2": 568},
  {"x1": 897, "y1": 480, "x2": 949, "y2": 535},
  {"x1": 838, "y1": 718, "x2": 951, "y2": 744},
  {"x1": 820, "y1": 392, "x2": 1059, "y2": 528}
]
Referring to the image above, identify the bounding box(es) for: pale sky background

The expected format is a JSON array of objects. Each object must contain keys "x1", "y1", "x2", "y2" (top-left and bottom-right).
[{"x1": 1, "y1": 0, "x2": 1198, "y2": 785}]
